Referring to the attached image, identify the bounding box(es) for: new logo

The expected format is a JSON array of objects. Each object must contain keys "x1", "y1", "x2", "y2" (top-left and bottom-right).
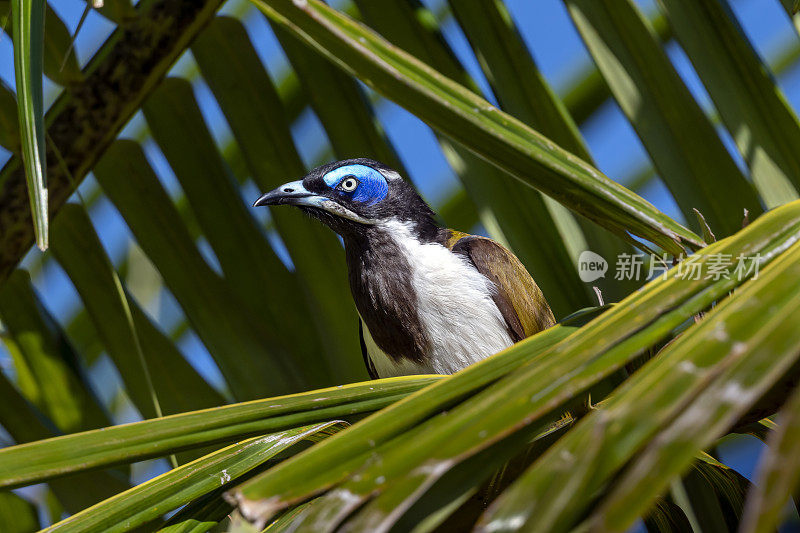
[{"x1": 578, "y1": 251, "x2": 607, "y2": 282}]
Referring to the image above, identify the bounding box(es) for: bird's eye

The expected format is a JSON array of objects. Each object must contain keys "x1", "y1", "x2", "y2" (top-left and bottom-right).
[{"x1": 338, "y1": 176, "x2": 359, "y2": 192}]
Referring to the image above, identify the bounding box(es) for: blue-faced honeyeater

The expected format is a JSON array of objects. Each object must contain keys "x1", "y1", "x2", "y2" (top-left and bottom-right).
[{"x1": 254, "y1": 158, "x2": 555, "y2": 378}]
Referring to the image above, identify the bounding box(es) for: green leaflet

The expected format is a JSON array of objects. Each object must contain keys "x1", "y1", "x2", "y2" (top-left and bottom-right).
[
  {"x1": 50, "y1": 203, "x2": 226, "y2": 418},
  {"x1": 659, "y1": 0, "x2": 800, "y2": 208},
  {"x1": 560, "y1": 12, "x2": 672, "y2": 125},
  {"x1": 0, "y1": 376, "x2": 438, "y2": 489},
  {"x1": 11, "y1": 0, "x2": 48, "y2": 250},
  {"x1": 564, "y1": 0, "x2": 763, "y2": 238},
  {"x1": 0, "y1": 491, "x2": 39, "y2": 533},
  {"x1": 157, "y1": 490, "x2": 233, "y2": 532},
  {"x1": 679, "y1": 459, "x2": 747, "y2": 533},
  {"x1": 343, "y1": 417, "x2": 575, "y2": 533},
  {"x1": 44, "y1": 422, "x2": 347, "y2": 533},
  {"x1": 0, "y1": 372, "x2": 130, "y2": 514},
  {"x1": 0, "y1": 270, "x2": 110, "y2": 434},
  {"x1": 40, "y1": 3, "x2": 83, "y2": 86}
]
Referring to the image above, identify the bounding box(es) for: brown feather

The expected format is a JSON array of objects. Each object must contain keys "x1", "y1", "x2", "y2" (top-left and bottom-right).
[{"x1": 448, "y1": 231, "x2": 555, "y2": 341}]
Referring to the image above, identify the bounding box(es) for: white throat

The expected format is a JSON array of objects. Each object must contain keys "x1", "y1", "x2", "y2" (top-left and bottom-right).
[{"x1": 362, "y1": 220, "x2": 514, "y2": 377}]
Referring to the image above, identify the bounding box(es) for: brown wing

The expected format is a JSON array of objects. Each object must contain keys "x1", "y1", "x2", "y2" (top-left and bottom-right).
[{"x1": 449, "y1": 232, "x2": 555, "y2": 342}]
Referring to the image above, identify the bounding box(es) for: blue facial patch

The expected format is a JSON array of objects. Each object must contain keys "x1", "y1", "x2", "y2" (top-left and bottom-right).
[{"x1": 322, "y1": 164, "x2": 389, "y2": 206}]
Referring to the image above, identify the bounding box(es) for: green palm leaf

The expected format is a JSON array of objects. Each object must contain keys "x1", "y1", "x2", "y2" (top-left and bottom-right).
[
  {"x1": 43, "y1": 422, "x2": 346, "y2": 533},
  {"x1": 3, "y1": 1, "x2": 800, "y2": 531},
  {"x1": 10, "y1": 0, "x2": 48, "y2": 250}
]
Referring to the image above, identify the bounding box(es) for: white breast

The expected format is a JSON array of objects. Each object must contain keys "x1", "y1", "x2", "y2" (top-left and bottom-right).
[{"x1": 362, "y1": 220, "x2": 514, "y2": 378}]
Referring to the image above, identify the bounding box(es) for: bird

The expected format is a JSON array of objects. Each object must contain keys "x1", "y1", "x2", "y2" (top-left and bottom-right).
[{"x1": 254, "y1": 158, "x2": 555, "y2": 379}]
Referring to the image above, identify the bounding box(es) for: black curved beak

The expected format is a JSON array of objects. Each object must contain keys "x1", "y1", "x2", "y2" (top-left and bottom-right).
[{"x1": 253, "y1": 180, "x2": 313, "y2": 207}]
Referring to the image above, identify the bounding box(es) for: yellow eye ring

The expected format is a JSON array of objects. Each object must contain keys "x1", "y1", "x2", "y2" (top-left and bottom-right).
[{"x1": 339, "y1": 176, "x2": 359, "y2": 192}]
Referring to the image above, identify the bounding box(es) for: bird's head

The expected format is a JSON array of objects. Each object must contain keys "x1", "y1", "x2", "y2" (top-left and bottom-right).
[{"x1": 253, "y1": 158, "x2": 438, "y2": 239}]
